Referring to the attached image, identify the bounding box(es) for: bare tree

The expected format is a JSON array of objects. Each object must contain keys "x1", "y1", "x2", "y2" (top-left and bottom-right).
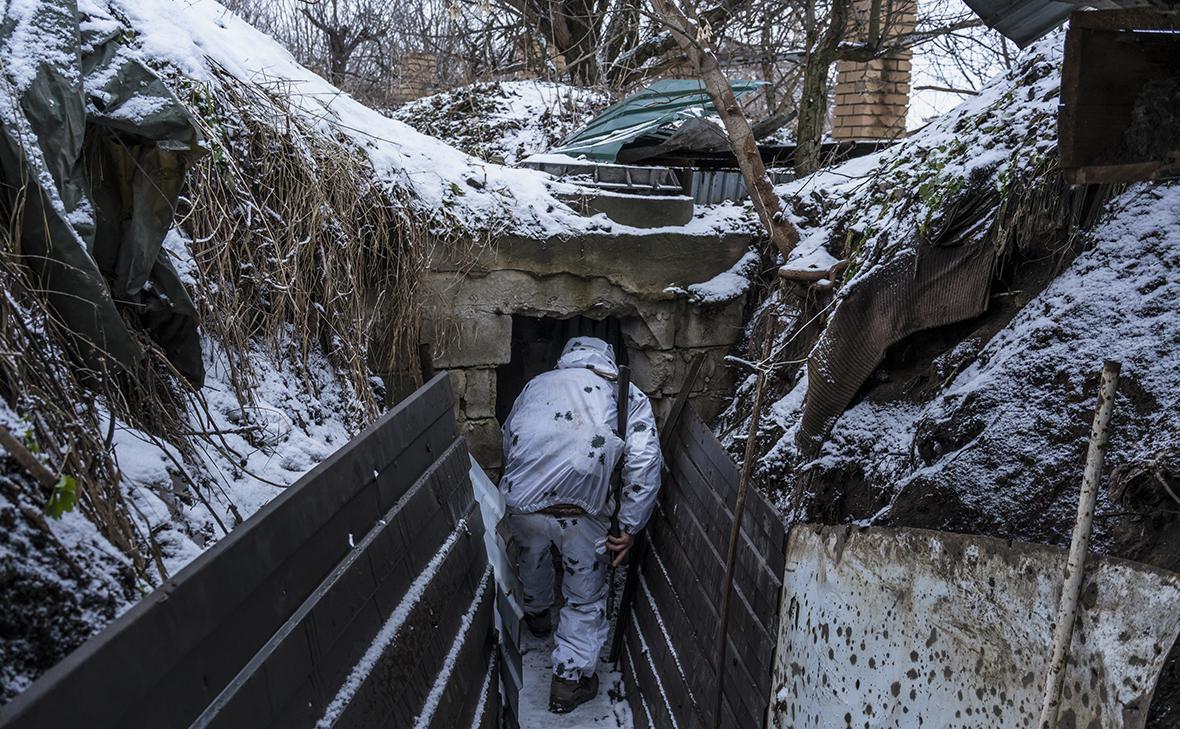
[{"x1": 649, "y1": 0, "x2": 801, "y2": 258}]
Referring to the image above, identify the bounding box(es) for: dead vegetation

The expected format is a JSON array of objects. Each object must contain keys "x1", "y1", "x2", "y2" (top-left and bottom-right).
[
  {"x1": 178, "y1": 66, "x2": 432, "y2": 421},
  {"x1": 0, "y1": 63, "x2": 471, "y2": 588}
]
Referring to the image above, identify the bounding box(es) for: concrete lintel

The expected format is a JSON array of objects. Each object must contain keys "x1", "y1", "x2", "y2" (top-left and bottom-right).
[{"x1": 424, "y1": 312, "x2": 512, "y2": 367}]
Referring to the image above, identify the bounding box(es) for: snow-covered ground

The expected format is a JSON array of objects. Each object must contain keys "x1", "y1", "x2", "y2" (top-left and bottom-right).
[
  {"x1": 392, "y1": 81, "x2": 608, "y2": 165},
  {"x1": 722, "y1": 31, "x2": 1180, "y2": 565},
  {"x1": 518, "y1": 632, "x2": 633, "y2": 729}
]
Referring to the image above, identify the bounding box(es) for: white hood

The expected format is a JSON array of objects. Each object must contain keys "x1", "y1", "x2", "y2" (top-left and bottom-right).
[{"x1": 556, "y1": 337, "x2": 619, "y2": 379}]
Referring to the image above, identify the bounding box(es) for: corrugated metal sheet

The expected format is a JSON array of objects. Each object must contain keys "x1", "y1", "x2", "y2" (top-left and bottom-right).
[
  {"x1": 962, "y1": 0, "x2": 1077, "y2": 46},
  {"x1": 552, "y1": 78, "x2": 764, "y2": 161}
]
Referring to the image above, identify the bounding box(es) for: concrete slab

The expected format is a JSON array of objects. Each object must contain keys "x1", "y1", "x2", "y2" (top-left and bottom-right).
[
  {"x1": 558, "y1": 190, "x2": 694, "y2": 228},
  {"x1": 425, "y1": 313, "x2": 512, "y2": 368}
]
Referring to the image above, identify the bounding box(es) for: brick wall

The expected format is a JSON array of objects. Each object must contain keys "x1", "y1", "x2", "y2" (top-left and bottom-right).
[
  {"x1": 831, "y1": 0, "x2": 915, "y2": 141},
  {"x1": 391, "y1": 52, "x2": 438, "y2": 105}
]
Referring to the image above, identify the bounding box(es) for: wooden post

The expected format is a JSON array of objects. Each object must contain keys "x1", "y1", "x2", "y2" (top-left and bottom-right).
[
  {"x1": 418, "y1": 342, "x2": 436, "y2": 383},
  {"x1": 1037, "y1": 359, "x2": 1121, "y2": 728}
]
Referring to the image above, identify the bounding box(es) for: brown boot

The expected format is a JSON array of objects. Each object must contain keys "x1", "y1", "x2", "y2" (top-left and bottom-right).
[
  {"x1": 524, "y1": 609, "x2": 552, "y2": 637},
  {"x1": 549, "y1": 672, "x2": 599, "y2": 714}
]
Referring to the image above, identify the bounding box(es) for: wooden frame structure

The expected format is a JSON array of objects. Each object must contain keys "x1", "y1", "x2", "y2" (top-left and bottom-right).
[
  {"x1": 621, "y1": 405, "x2": 786, "y2": 728},
  {"x1": 1060, "y1": 9, "x2": 1180, "y2": 184}
]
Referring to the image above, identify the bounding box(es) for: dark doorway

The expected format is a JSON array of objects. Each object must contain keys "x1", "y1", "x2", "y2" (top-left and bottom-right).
[{"x1": 495, "y1": 314, "x2": 628, "y2": 424}]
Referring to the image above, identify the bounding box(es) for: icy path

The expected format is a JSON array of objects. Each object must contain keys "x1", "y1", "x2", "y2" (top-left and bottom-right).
[{"x1": 517, "y1": 632, "x2": 633, "y2": 729}]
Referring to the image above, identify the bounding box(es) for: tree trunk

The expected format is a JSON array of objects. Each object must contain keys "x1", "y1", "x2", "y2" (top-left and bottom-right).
[
  {"x1": 794, "y1": 0, "x2": 847, "y2": 175},
  {"x1": 648, "y1": 0, "x2": 800, "y2": 259}
]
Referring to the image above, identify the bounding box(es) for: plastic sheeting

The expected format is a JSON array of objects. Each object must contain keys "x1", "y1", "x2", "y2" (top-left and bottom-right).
[
  {"x1": 770, "y1": 525, "x2": 1180, "y2": 728},
  {"x1": 0, "y1": 1, "x2": 204, "y2": 383}
]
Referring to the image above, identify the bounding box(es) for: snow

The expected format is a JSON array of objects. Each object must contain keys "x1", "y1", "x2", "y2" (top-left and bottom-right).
[
  {"x1": 413, "y1": 565, "x2": 493, "y2": 728},
  {"x1": 1, "y1": 0, "x2": 80, "y2": 92},
  {"x1": 317, "y1": 521, "x2": 470, "y2": 728},
  {"x1": 772, "y1": 33, "x2": 1063, "y2": 301},
  {"x1": 517, "y1": 631, "x2": 633, "y2": 728},
  {"x1": 88, "y1": 0, "x2": 602, "y2": 240},
  {"x1": 666, "y1": 247, "x2": 760, "y2": 304},
  {"x1": 392, "y1": 81, "x2": 608, "y2": 166}
]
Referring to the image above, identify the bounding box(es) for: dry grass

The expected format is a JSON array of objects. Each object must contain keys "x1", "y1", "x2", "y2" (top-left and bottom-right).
[
  {"x1": 0, "y1": 63, "x2": 479, "y2": 584},
  {"x1": 177, "y1": 68, "x2": 436, "y2": 421},
  {"x1": 0, "y1": 205, "x2": 171, "y2": 581}
]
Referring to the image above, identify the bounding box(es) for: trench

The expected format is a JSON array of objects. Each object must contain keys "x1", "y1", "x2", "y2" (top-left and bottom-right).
[{"x1": 2, "y1": 367, "x2": 1178, "y2": 729}]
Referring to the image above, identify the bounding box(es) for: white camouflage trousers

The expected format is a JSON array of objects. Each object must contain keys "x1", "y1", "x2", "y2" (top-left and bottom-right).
[{"x1": 509, "y1": 512, "x2": 609, "y2": 680}]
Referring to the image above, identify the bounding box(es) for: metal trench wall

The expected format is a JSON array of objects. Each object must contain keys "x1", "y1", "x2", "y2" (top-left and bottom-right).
[
  {"x1": 622, "y1": 405, "x2": 787, "y2": 729},
  {"x1": 0, "y1": 374, "x2": 500, "y2": 729},
  {"x1": 770, "y1": 526, "x2": 1180, "y2": 729}
]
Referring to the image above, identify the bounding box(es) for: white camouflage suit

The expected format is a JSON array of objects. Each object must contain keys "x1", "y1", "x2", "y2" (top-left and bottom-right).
[{"x1": 500, "y1": 337, "x2": 662, "y2": 680}]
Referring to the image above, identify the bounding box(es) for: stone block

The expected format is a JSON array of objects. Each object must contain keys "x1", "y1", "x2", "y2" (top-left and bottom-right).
[
  {"x1": 425, "y1": 313, "x2": 511, "y2": 367},
  {"x1": 675, "y1": 297, "x2": 747, "y2": 348},
  {"x1": 689, "y1": 388, "x2": 736, "y2": 424},
  {"x1": 661, "y1": 347, "x2": 735, "y2": 396},
  {"x1": 459, "y1": 367, "x2": 497, "y2": 420},
  {"x1": 633, "y1": 346, "x2": 734, "y2": 397},
  {"x1": 622, "y1": 302, "x2": 678, "y2": 350},
  {"x1": 559, "y1": 191, "x2": 694, "y2": 229},
  {"x1": 461, "y1": 416, "x2": 503, "y2": 472},
  {"x1": 489, "y1": 231, "x2": 754, "y2": 297},
  {"x1": 629, "y1": 349, "x2": 676, "y2": 393}
]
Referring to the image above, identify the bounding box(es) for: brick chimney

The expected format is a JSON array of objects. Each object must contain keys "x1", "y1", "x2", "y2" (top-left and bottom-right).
[
  {"x1": 831, "y1": 0, "x2": 915, "y2": 141},
  {"x1": 391, "y1": 52, "x2": 439, "y2": 105}
]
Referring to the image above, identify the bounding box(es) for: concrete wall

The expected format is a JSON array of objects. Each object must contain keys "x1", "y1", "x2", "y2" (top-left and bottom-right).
[{"x1": 421, "y1": 229, "x2": 756, "y2": 473}]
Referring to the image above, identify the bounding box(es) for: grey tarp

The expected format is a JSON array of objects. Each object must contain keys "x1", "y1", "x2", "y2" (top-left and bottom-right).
[{"x1": 0, "y1": 0, "x2": 205, "y2": 384}]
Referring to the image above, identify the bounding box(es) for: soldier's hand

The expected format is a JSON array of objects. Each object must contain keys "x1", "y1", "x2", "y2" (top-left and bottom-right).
[{"x1": 607, "y1": 531, "x2": 634, "y2": 567}]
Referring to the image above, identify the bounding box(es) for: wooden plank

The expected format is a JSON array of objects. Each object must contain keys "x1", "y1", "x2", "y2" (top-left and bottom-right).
[
  {"x1": 645, "y1": 511, "x2": 774, "y2": 720},
  {"x1": 623, "y1": 616, "x2": 678, "y2": 729},
  {"x1": 675, "y1": 409, "x2": 785, "y2": 566},
  {"x1": 0, "y1": 375, "x2": 458, "y2": 729},
  {"x1": 328, "y1": 508, "x2": 487, "y2": 729},
  {"x1": 630, "y1": 576, "x2": 739, "y2": 729},
  {"x1": 198, "y1": 439, "x2": 474, "y2": 727},
  {"x1": 472, "y1": 653, "x2": 500, "y2": 729},
  {"x1": 629, "y1": 595, "x2": 704, "y2": 729},
  {"x1": 652, "y1": 483, "x2": 778, "y2": 650},
  {"x1": 424, "y1": 570, "x2": 495, "y2": 729},
  {"x1": 621, "y1": 643, "x2": 652, "y2": 729},
  {"x1": 637, "y1": 549, "x2": 761, "y2": 728},
  {"x1": 667, "y1": 445, "x2": 783, "y2": 619}
]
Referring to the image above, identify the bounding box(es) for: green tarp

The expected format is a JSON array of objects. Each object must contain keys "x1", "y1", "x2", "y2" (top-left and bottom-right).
[
  {"x1": 551, "y1": 78, "x2": 764, "y2": 161},
  {"x1": 0, "y1": 0, "x2": 205, "y2": 384}
]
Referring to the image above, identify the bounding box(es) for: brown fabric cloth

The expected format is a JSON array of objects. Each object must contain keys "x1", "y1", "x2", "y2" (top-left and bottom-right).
[
  {"x1": 796, "y1": 238, "x2": 996, "y2": 460},
  {"x1": 538, "y1": 504, "x2": 589, "y2": 517}
]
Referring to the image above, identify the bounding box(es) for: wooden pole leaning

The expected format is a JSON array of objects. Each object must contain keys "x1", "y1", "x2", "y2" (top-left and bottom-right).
[{"x1": 1037, "y1": 359, "x2": 1121, "y2": 729}]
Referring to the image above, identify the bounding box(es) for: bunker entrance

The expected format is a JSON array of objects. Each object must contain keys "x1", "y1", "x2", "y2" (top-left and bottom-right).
[{"x1": 495, "y1": 314, "x2": 629, "y2": 424}]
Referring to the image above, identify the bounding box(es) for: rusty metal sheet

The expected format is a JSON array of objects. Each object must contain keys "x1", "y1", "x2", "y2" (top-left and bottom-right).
[{"x1": 770, "y1": 525, "x2": 1180, "y2": 729}]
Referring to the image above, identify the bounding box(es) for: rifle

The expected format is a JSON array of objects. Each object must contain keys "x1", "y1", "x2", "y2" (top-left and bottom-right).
[
  {"x1": 607, "y1": 352, "x2": 706, "y2": 665},
  {"x1": 608, "y1": 365, "x2": 631, "y2": 540}
]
